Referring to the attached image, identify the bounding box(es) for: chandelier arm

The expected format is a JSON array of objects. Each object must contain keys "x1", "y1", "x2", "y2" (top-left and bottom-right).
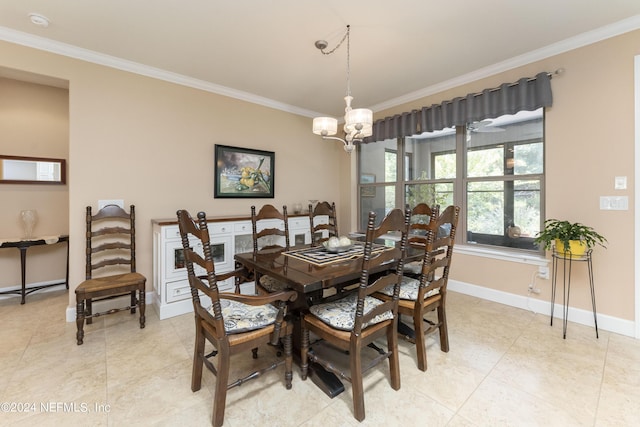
[
  {"x1": 321, "y1": 136, "x2": 356, "y2": 153},
  {"x1": 321, "y1": 135, "x2": 348, "y2": 144}
]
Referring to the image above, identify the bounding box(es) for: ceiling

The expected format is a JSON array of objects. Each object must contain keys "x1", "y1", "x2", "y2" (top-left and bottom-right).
[{"x1": 1, "y1": 1, "x2": 640, "y2": 119}]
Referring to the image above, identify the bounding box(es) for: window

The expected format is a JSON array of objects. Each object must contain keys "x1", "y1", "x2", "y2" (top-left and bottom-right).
[
  {"x1": 359, "y1": 138, "x2": 398, "y2": 227},
  {"x1": 358, "y1": 108, "x2": 544, "y2": 252}
]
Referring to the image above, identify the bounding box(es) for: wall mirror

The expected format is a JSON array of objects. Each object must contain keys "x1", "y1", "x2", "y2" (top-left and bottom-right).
[{"x1": 0, "y1": 155, "x2": 66, "y2": 185}]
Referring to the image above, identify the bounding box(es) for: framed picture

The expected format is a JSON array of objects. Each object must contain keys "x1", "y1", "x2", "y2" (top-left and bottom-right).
[
  {"x1": 214, "y1": 145, "x2": 275, "y2": 198},
  {"x1": 360, "y1": 173, "x2": 375, "y2": 184},
  {"x1": 361, "y1": 173, "x2": 376, "y2": 197}
]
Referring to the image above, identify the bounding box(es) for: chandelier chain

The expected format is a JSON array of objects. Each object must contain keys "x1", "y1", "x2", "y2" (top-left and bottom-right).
[
  {"x1": 317, "y1": 25, "x2": 350, "y2": 56},
  {"x1": 316, "y1": 25, "x2": 352, "y2": 97},
  {"x1": 346, "y1": 26, "x2": 351, "y2": 97}
]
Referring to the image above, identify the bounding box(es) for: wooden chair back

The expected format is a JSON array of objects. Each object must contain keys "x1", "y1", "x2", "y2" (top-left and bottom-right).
[
  {"x1": 309, "y1": 201, "x2": 338, "y2": 246},
  {"x1": 85, "y1": 204, "x2": 137, "y2": 279},
  {"x1": 417, "y1": 205, "x2": 459, "y2": 296},
  {"x1": 354, "y1": 208, "x2": 411, "y2": 334},
  {"x1": 177, "y1": 209, "x2": 227, "y2": 340},
  {"x1": 251, "y1": 204, "x2": 290, "y2": 253},
  {"x1": 407, "y1": 203, "x2": 439, "y2": 248}
]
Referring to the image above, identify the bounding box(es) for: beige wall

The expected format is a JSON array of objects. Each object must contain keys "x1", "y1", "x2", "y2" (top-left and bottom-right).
[
  {"x1": 0, "y1": 40, "x2": 346, "y2": 311},
  {"x1": 0, "y1": 77, "x2": 69, "y2": 287},
  {"x1": 0, "y1": 29, "x2": 638, "y2": 326}
]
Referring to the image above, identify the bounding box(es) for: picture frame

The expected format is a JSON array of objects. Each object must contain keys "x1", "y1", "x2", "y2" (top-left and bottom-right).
[
  {"x1": 360, "y1": 173, "x2": 376, "y2": 197},
  {"x1": 360, "y1": 173, "x2": 375, "y2": 184},
  {"x1": 214, "y1": 144, "x2": 275, "y2": 198}
]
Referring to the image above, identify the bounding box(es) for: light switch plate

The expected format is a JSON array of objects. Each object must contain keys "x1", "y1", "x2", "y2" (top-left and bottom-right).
[
  {"x1": 98, "y1": 199, "x2": 124, "y2": 209},
  {"x1": 614, "y1": 176, "x2": 627, "y2": 190},
  {"x1": 600, "y1": 196, "x2": 628, "y2": 210}
]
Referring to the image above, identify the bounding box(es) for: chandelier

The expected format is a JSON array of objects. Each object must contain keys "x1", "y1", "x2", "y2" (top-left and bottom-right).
[{"x1": 312, "y1": 25, "x2": 373, "y2": 153}]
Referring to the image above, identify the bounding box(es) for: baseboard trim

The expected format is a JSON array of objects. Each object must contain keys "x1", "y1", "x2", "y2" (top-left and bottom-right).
[
  {"x1": 61, "y1": 281, "x2": 636, "y2": 338},
  {"x1": 448, "y1": 280, "x2": 636, "y2": 338},
  {"x1": 0, "y1": 279, "x2": 66, "y2": 295}
]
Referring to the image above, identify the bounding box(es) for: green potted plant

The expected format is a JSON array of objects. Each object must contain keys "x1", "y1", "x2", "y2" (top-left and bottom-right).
[{"x1": 534, "y1": 219, "x2": 607, "y2": 256}]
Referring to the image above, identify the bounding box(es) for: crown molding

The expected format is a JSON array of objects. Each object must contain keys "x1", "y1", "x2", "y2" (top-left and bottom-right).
[
  {"x1": 2, "y1": 14, "x2": 640, "y2": 119},
  {"x1": 370, "y1": 14, "x2": 640, "y2": 114},
  {"x1": 0, "y1": 25, "x2": 321, "y2": 118}
]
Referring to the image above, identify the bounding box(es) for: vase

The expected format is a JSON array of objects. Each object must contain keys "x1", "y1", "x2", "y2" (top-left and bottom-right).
[
  {"x1": 20, "y1": 210, "x2": 38, "y2": 239},
  {"x1": 554, "y1": 238, "x2": 587, "y2": 258}
]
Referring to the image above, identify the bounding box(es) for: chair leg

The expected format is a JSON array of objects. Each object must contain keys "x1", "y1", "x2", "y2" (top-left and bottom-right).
[
  {"x1": 387, "y1": 322, "x2": 401, "y2": 390},
  {"x1": 300, "y1": 326, "x2": 309, "y2": 380},
  {"x1": 414, "y1": 309, "x2": 427, "y2": 371},
  {"x1": 437, "y1": 304, "x2": 449, "y2": 352},
  {"x1": 192, "y1": 323, "x2": 205, "y2": 392},
  {"x1": 86, "y1": 298, "x2": 93, "y2": 325},
  {"x1": 130, "y1": 290, "x2": 136, "y2": 314},
  {"x1": 212, "y1": 346, "x2": 230, "y2": 427},
  {"x1": 138, "y1": 287, "x2": 146, "y2": 329},
  {"x1": 283, "y1": 331, "x2": 293, "y2": 390},
  {"x1": 349, "y1": 343, "x2": 365, "y2": 422},
  {"x1": 75, "y1": 298, "x2": 85, "y2": 345}
]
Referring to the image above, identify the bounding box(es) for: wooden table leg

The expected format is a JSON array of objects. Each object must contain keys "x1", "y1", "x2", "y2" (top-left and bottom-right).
[{"x1": 19, "y1": 247, "x2": 27, "y2": 304}]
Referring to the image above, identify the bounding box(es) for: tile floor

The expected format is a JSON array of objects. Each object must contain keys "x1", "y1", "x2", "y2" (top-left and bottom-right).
[{"x1": 1, "y1": 288, "x2": 639, "y2": 426}]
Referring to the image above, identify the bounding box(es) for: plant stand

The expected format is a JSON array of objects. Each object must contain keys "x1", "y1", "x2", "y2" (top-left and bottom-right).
[{"x1": 550, "y1": 249, "x2": 598, "y2": 339}]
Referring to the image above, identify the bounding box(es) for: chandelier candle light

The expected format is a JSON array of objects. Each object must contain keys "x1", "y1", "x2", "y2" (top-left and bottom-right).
[{"x1": 312, "y1": 25, "x2": 373, "y2": 153}]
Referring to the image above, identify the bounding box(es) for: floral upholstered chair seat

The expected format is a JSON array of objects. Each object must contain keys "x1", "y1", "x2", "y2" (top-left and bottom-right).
[
  {"x1": 378, "y1": 276, "x2": 440, "y2": 301},
  {"x1": 209, "y1": 299, "x2": 279, "y2": 333},
  {"x1": 309, "y1": 293, "x2": 393, "y2": 331}
]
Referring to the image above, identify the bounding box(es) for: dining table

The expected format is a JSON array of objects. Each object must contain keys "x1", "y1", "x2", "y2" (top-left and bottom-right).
[{"x1": 234, "y1": 236, "x2": 423, "y2": 397}]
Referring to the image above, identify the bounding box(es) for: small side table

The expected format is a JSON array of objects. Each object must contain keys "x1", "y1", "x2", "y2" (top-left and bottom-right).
[
  {"x1": 0, "y1": 235, "x2": 69, "y2": 304},
  {"x1": 550, "y1": 248, "x2": 598, "y2": 339}
]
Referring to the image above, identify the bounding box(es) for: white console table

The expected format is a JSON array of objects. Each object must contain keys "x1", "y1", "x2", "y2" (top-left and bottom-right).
[{"x1": 152, "y1": 213, "x2": 322, "y2": 319}]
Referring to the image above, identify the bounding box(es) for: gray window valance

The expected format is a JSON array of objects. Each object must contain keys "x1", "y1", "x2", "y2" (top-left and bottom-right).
[{"x1": 364, "y1": 71, "x2": 553, "y2": 143}]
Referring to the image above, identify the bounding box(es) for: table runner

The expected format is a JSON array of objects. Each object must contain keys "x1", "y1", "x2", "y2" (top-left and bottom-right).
[{"x1": 284, "y1": 243, "x2": 389, "y2": 266}]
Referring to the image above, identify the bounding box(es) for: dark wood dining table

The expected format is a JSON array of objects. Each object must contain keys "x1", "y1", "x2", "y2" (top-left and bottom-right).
[
  {"x1": 234, "y1": 238, "x2": 423, "y2": 397},
  {"x1": 234, "y1": 239, "x2": 415, "y2": 305}
]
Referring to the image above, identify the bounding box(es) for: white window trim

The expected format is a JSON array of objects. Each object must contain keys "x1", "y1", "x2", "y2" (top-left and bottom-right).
[
  {"x1": 455, "y1": 244, "x2": 548, "y2": 267},
  {"x1": 360, "y1": 232, "x2": 549, "y2": 267}
]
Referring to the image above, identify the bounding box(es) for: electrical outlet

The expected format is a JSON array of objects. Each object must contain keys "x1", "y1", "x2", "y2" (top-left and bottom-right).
[{"x1": 538, "y1": 266, "x2": 549, "y2": 280}]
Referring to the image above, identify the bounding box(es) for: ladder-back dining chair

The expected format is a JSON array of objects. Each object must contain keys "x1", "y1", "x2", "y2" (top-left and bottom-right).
[
  {"x1": 376, "y1": 205, "x2": 459, "y2": 371},
  {"x1": 177, "y1": 209, "x2": 297, "y2": 427},
  {"x1": 300, "y1": 208, "x2": 410, "y2": 422},
  {"x1": 75, "y1": 204, "x2": 146, "y2": 345},
  {"x1": 309, "y1": 201, "x2": 338, "y2": 246}
]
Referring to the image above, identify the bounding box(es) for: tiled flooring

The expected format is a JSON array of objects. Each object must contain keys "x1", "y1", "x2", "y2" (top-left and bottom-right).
[{"x1": 1, "y1": 288, "x2": 639, "y2": 426}]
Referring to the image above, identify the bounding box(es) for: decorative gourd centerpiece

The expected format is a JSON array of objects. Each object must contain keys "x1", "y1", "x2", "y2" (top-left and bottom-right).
[
  {"x1": 323, "y1": 236, "x2": 353, "y2": 253},
  {"x1": 534, "y1": 219, "x2": 607, "y2": 257}
]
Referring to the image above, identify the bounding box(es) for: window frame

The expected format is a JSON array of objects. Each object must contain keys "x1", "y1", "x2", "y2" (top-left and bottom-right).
[{"x1": 357, "y1": 109, "x2": 545, "y2": 255}]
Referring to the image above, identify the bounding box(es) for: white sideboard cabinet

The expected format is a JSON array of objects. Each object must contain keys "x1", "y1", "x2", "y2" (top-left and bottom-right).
[{"x1": 152, "y1": 213, "x2": 324, "y2": 319}]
